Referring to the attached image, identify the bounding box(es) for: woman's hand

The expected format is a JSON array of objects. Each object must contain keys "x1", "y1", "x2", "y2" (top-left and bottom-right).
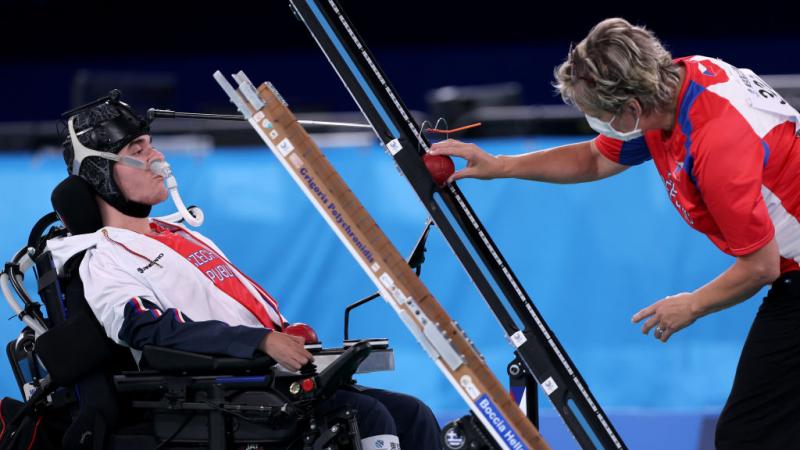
[
  {"x1": 428, "y1": 139, "x2": 504, "y2": 182},
  {"x1": 631, "y1": 292, "x2": 699, "y2": 342}
]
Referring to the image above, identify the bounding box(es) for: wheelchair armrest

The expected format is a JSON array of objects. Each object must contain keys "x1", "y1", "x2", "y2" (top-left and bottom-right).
[
  {"x1": 140, "y1": 345, "x2": 275, "y2": 374},
  {"x1": 314, "y1": 340, "x2": 372, "y2": 399}
]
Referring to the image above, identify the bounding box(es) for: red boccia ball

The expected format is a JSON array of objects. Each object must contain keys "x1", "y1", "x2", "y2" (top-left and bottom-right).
[
  {"x1": 284, "y1": 323, "x2": 319, "y2": 344},
  {"x1": 423, "y1": 154, "x2": 455, "y2": 186}
]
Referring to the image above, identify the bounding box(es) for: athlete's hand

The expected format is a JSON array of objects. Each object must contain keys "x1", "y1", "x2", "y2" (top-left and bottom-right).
[
  {"x1": 259, "y1": 331, "x2": 313, "y2": 371},
  {"x1": 428, "y1": 139, "x2": 505, "y2": 182},
  {"x1": 631, "y1": 292, "x2": 698, "y2": 343}
]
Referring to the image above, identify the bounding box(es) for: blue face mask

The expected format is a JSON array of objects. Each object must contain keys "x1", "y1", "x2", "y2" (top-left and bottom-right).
[{"x1": 585, "y1": 112, "x2": 643, "y2": 141}]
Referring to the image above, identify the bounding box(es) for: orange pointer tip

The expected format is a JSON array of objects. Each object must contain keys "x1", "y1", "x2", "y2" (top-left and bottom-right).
[{"x1": 424, "y1": 122, "x2": 482, "y2": 134}]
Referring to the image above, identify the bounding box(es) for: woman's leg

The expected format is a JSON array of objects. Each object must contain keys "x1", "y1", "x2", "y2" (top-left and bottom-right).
[{"x1": 715, "y1": 274, "x2": 800, "y2": 449}]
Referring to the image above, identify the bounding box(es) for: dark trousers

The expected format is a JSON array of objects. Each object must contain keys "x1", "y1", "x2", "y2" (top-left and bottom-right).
[
  {"x1": 321, "y1": 386, "x2": 441, "y2": 450},
  {"x1": 715, "y1": 272, "x2": 800, "y2": 449}
]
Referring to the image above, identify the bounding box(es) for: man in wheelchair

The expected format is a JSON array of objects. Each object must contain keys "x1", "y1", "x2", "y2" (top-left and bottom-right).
[{"x1": 0, "y1": 92, "x2": 440, "y2": 449}]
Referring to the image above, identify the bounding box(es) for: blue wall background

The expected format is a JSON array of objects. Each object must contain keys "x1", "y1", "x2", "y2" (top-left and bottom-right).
[{"x1": 0, "y1": 136, "x2": 759, "y2": 448}]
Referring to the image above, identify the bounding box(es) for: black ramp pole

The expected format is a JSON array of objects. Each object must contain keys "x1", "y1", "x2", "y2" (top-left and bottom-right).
[{"x1": 288, "y1": 1, "x2": 627, "y2": 448}]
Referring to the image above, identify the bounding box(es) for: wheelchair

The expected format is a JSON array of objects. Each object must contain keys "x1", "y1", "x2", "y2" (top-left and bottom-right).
[{"x1": 0, "y1": 175, "x2": 394, "y2": 450}]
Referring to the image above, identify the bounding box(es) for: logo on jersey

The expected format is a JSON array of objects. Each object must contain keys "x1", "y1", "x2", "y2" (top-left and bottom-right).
[
  {"x1": 663, "y1": 165, "x2": 695, "y2": 226},
  {"x1": 137, "y1": 253, "x2": 165, "y2": 273}
]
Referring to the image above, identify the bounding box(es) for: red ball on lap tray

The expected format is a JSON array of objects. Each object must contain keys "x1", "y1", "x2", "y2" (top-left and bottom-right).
[{"x1": 284, "y1": 322, "x2": 319, "y2": 344}]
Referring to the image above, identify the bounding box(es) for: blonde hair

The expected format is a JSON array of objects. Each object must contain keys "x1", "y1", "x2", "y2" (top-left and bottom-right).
[{"x1": 553, "y1": 18, "x2": 681, "y2": 115}]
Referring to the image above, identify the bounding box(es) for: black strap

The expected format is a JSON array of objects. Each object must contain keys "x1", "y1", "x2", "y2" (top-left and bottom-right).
[{"x1": 36, "y1": 269, "x2": 58, "y2": 296}]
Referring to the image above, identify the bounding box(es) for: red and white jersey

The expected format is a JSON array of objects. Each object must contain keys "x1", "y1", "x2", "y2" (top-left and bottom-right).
[
  {"x1": 52, "y1": 223, "x2": 287, "y2": 347},
  {"x1": 145, "y1": 220, "x2": 282, "y2": 330},
  {"x1": 595, "y1": 56, "x2": 800, "y2": 273}
]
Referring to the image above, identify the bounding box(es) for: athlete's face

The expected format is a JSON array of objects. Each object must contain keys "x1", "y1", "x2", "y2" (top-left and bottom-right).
[{"x1": 113, "y1": 135, "x2": 169, "y2": 205}]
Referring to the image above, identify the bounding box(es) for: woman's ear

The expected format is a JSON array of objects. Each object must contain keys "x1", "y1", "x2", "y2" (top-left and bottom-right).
[{"x1": 628, "y1": 98, "x2": 642, "y2": 117}]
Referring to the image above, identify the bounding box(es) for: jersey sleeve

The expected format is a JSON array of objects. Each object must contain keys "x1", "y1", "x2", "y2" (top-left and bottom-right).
[
  {"x1": 593, "y1": 134, "x2": 652, "y2": 166},
  {"x1": 691, "y1": 119, "x2": 774, "y2": 256},
  {"x1": 119, "y1": 297, "x2": 269, "y2": 359}
]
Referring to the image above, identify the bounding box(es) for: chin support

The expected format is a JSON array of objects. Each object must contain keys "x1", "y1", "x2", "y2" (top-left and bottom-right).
[{"x1": 150, "y1": 160, "x2": 204, "y2": 227}]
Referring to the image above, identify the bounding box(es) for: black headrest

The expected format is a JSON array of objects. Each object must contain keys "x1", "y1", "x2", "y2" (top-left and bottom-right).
[{"x1": 51, "y1": 176, "x2": 103, "y2": 235}]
